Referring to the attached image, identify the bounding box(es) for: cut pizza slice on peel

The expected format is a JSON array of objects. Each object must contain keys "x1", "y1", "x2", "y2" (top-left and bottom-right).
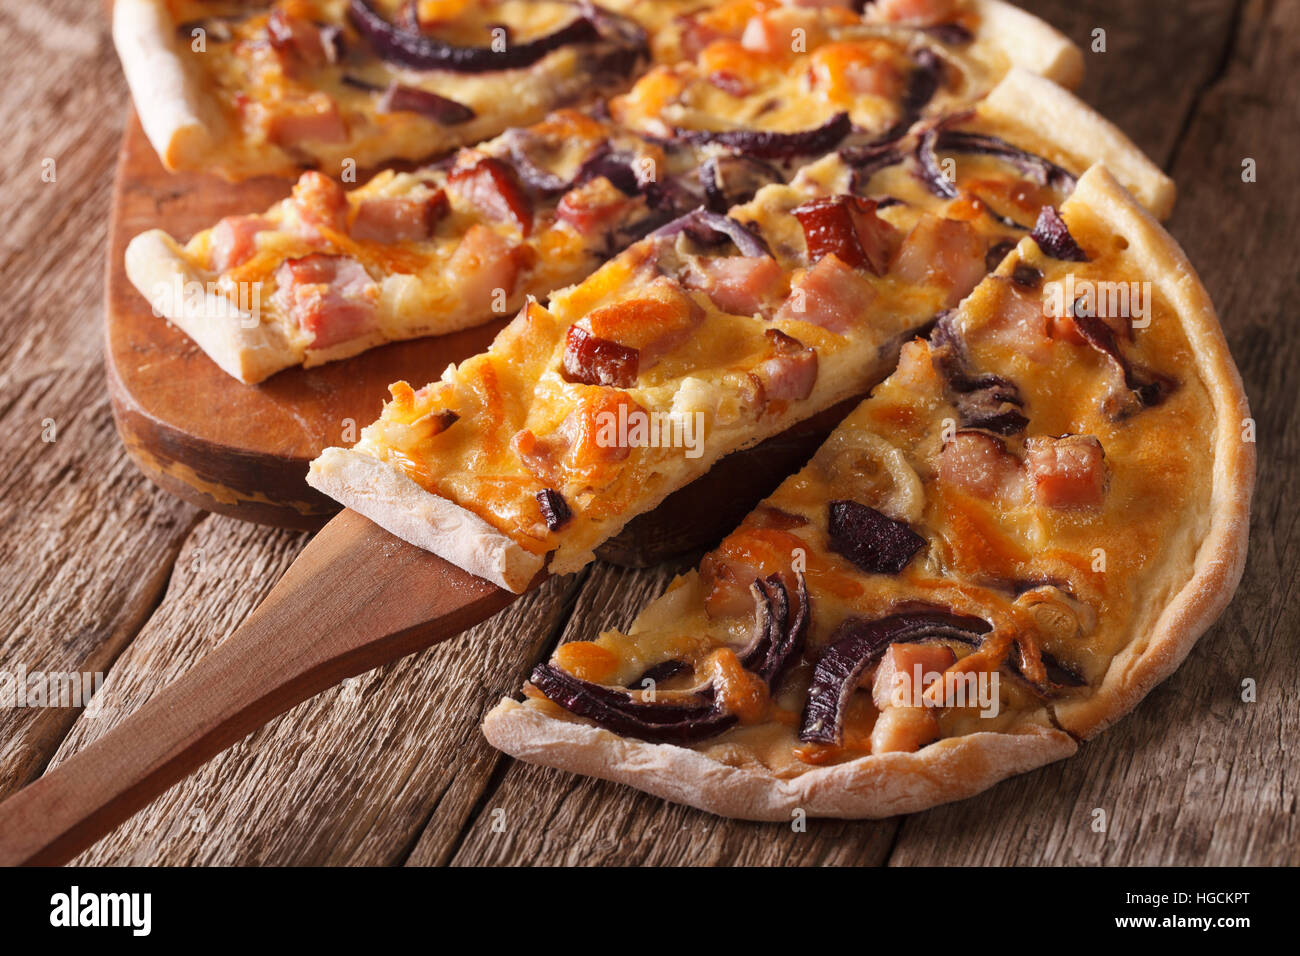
[
  {"x1": 121, "y1": 0, "x2": 1082, "y2": 383},
  {"x1": 306, "y1": 70, "x2": 1173, "y2": 591},
  {"x1": 112, "y1": 0, "x2": 1079, "y2": 183},
  {"x1": 112, "y1": 0, "x2": 663, "y2": 181},
  {"x1": 481, "y1": 163, "x2": 1254, "y2": 819},
  {"x1": 125, "y1": 110, "x2": 690, "y2": 383}
]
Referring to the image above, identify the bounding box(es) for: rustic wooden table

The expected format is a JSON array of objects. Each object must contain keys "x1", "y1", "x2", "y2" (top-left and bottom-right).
[{"x1": 0, "y1": 0, "x2": 1294, "y2": 866}]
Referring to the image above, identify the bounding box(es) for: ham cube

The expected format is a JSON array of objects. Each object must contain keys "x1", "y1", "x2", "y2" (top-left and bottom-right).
[
  {"x1": 755, "y1": 329, "x2": 818, "y2": 403},
  {"x1": 891, "y1": 215, "x2": 987, "y2": 307},
  {"x1": 445, "y1": 224, "x2": 526, "y2": 316},
  {"x1": 1025, "y1": 435, "x2": 1107, "y2": 509},
  {"x1": 271, "y1": 254, "x2": 378, "y2": 350},
  {"x1": 774, "y1": 254, "x2": 876, "y2": 333},
  {"x1": 556, "y1": 177, "x2": 635, "y2": 236},
  {"x1": 685, "y1": 254, "x2": 787, "y2": 316},
  {"x1": 871, "y1": 642, "x2": 957, "y2": 710},
  {"x1": 938, "y1": 431, "x2": 1024, "y2": 501},
  {"x1": 350, "y1": 190, "x2": 448, "y2": 243},
  {"x1": 210, "y1": 216, "x2": 271, "y2": 272},
  {"x1": 267, "y1": 94, "x2": 347, "y2": 147},
  {"x1": 448, "y1": 156, "x2": 534, "y2": 236},
  {"x1": 868, "y1": 0, "x2": 961, "y2": 26}
]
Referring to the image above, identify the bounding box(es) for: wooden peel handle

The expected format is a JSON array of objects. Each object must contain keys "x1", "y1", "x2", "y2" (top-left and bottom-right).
[{"x1": 0, "y1": 510, "x2": 518, "y2": 866}]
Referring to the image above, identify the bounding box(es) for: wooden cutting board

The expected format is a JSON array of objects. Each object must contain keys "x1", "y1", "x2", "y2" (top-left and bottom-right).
[{"x1": 104, "y1": 108, "x2": 871, "y2": 556}]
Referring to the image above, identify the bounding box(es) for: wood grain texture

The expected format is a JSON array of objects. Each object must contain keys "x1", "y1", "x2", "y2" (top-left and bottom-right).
[
  {"x1": 0, "y1": 0, "x2": 1292, "y2": 866},
  {"x1": 53, "y1": 516, "x2": 582, "y2": 865},
  {"x1": 0, "y1": 507, "x2": 530, "y2": 866},
  {"x1": 0, "y1": 1, "x2": 201, "y2": 799}
]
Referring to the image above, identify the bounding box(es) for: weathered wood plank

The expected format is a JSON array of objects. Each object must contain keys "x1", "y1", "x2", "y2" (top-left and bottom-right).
[
  {"x1": 444, "y1": 560, "x2": 901, "y2": 866},
  {"x1": 0, "y1": 3, "x2": 126, "y2": 385},
  {"x1": 0, "y1": 2, "x2": 201, "y2": 799},
  {"x1": 53, "y1": 515, "x2": 584, "y2": 865},
  {"x1": 1021, "y1": 0, "x2": 1242, "y2": 167},
  {"x1": 2, "y1": 0, "x2": 1290, "y2": 867},
  {"x1": 0, "y1": 368, "x2": 200, "y2": 798},
  {"x1": 889, "y1": 0, "x2": 1297, "y2": 866}
]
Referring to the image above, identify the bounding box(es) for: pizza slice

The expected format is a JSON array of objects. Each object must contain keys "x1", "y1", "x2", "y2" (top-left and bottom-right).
[
  {"x1": 481, "y1": 163, "x2": 1253, "y2": 819},
  {"x1": 306, "y1": 70, "x2": 1173, "y2": 591},
  {"x1": 123, "y1": 3, "x2": 1083, "y2": 383},
  {"x1": 126, "y1": 109, "x2": 685, "y2": 383},
  {"x1": 112, "y1": 0, "x2": 666, "y2": 182},
  {"x1": 613, "y1": 0, "x2": 1083, "y2": 147}
]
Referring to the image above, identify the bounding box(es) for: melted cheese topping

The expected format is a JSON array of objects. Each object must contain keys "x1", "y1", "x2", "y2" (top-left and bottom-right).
[
  {"x1": 174, "y1": 110, "x2": 671, "y2": 364},
  {"x1": 521, "y1": 201, "x2": 1217, "y2": 773},
  {"x1": 348, "y1": 115, "x2": 1075, "y2": 568},
  {"x1": 163, "y1": 0, "x2": 686, "y2": 178}
]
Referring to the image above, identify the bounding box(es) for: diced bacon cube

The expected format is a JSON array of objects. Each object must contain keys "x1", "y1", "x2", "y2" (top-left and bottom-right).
[
  {"x1": 868, "y1": 0, "x2": 961, "y2": 27},
  {"x1": 446, "y1": 224, "x2": 527, "y2": 316},
  {"x1": 271, "y1": 254, "x2": 378, "y2": 350},
  {"x1": 350, "y1": 190, "x2": 447, "y2": 243},
  {"x1": 556, "y1": 176, "x2": 635, "y2": 236},
  {"x1": 755, "y1": 329, "x2": 818, "y2": 403},
  {"x1": 774, "y1": 253, "x2": 876, "y2": 333},
  {"x1": 871, "y1": 642, "x2": 957, "y2": 710},
  {"x1": 267, "y1": 8, "x2": 336, "y2": 73},
  {"x1": 891, "y1": 215, "x2": 987, "y2": 307},
  {"x1": 210, "y1": 215, "x2": 271, "y2": 272},
  {"x1": 1025, "y1": 435, "x2": 1107, "y2": 509},
  {"x1": 978, "y1": 276, "x2": 1053, "y2": 363},
  {"x1": 448, "y1": 156, "x2": 533, "y2": 236},
  {"x1": 267, "y1": 94, "x2": 347, "y2": 147},
  {"x1": 938, "y1": 431, "x2": 1024, "y2": 501},
  {"x1": 685, "y1": 254, "x2": 787, "y2": 316}
]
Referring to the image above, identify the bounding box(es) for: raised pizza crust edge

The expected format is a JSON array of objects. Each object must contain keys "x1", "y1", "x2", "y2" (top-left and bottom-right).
[
  {"x1": 113, "y1": 0, "x2": 229, "y2": 174},
  {"x1": 981, "y1": 67, "x2": 1176, "y2": 219},
  {"x1": 124, "y1": 229, "x2": 298, "y2": 383},
  {"x1": 306, "y1": 447, "x2": 546, "y2": 593},
  {"x1": 1048, "y1": 165, "x2": 1255, "y2": 739},
  {"x1": 974, "y1": 0, "x2": 1085, "y2": 89},
  {"x1": 483, "y1": 698, "x2": 1076, "y2": 821}
]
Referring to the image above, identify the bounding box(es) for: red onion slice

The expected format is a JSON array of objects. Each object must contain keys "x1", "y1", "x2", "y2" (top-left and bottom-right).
[
  {"x1": 799, "y1": 611, "x2": 991, "y2": 745},
  {"x1": 348, "y1": 0, "x2": 639, "y2": 74},
  {"x1": 827, "y1": 500, "x2": 926, "y2": 575},
  {"x1": 676, "y1": 112, "x2": 852, "y2": 160}
]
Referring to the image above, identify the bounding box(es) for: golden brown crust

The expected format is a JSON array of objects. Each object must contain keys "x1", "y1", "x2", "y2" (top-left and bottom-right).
[
  {"x1": 112, "y1": 0, "x2": 228, "y2": 174},
  {"x1": 973, "y1": 0, "x2": 1085, "y2": 89},
  {"x1": 483, "y1": 698, "x2": 1076, "y2": 820},
  {"x1": 980, "y1": 68, "x2": 1176, "y2": 219},
  {"x1": 124, "y1": 229, "x2": 295, "y2": 383},
  {"x1": 1048, "y1": 165, "x2": 1254, "y2": 738},
  {"x1": 306, "y1": 448, "x2": 544, "y2": 593}
]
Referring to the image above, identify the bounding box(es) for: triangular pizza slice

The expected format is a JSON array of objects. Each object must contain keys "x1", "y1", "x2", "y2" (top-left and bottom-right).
[{"x1": 481, "y1": 163, "x2": 1252, "y2": 819}]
